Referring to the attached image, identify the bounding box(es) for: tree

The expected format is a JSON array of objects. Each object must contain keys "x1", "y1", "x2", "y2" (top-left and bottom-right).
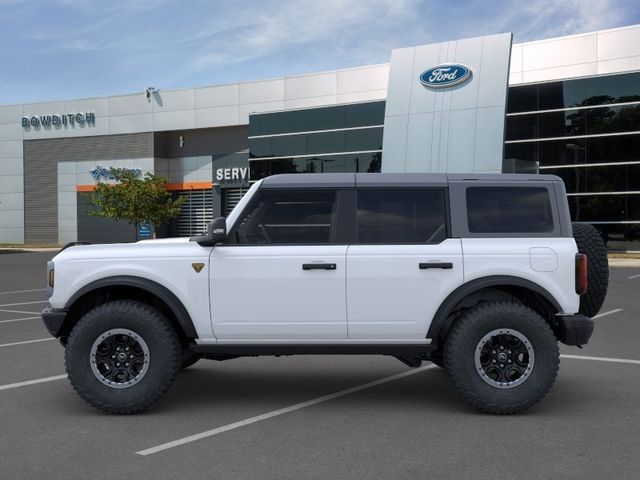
[{"x1": 90, "y1": 168, "x2": 185, "y2": 240}]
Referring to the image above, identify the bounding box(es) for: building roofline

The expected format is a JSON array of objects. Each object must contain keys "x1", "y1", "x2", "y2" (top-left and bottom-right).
[{"x1": 513, "y1": 22, "x2": 640, "y2": 48}]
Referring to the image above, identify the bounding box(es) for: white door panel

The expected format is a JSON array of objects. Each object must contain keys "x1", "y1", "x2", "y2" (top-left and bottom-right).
[
  {"x1": 210, "y1": 245, "x2": 348, "y2": 339},
  {"x1": 346, "y1": 239, "x2": 463, "y2": 339}
]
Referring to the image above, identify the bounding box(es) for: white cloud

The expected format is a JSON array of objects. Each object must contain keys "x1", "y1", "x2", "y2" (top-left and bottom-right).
[
  {"x1": 474, "y1": 0, "x2": 627, "y2": 42},
  {"x1": 188, "y1": 0, "x2": 419, "y2": 70}
]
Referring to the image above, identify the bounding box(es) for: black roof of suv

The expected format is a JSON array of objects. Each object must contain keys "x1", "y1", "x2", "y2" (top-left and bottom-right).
[{"x1": 260, "y1": 172, "x2": 563, "y2": 189}]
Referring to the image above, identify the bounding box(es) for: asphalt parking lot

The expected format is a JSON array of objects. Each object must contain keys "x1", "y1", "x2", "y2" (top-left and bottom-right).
[{"x1": 1, "y1": 251, "x2": 640, "y2": 480}]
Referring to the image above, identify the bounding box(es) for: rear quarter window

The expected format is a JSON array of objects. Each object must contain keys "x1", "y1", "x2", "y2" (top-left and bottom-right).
[{"x1": 466, "y1": 186, "x2": 554, "y2": 234}]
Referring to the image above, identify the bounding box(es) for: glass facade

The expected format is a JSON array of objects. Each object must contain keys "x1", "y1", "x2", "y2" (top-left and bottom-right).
[
  {"x1": 249, "y1": 101, "x2": 385, "y2": 181},
  {"x1": 247, "y1": 76, "x2": 640, "y2": 245},
  {"x1": 505, "y1": 72, "x2": 640, "y2": 242}
]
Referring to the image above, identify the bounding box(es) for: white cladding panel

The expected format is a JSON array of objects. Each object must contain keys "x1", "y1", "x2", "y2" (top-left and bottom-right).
[
  {"x1": 382, "y1": 32, "x2": 512, "y2": 174},
  {"x1": 511, "y1": 24, "x2": 640, "y2": 85}
]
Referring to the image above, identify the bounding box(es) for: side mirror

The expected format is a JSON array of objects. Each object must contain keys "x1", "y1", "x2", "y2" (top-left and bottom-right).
[
  {"x1": 191, "y1": 216, "x2": 227, "y2": 246},
  {"x1": 210, "y1": 216, "x2": 227, "y2": 243}
]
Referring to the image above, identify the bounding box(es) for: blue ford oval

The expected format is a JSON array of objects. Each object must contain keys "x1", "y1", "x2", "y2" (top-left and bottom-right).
[{"x1": 419, "y1": 64, "x2": 472, "y2": 88}]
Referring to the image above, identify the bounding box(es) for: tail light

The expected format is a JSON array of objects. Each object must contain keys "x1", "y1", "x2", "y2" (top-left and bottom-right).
[
  {"x1": 47, "y1": 261, "x2": 55, "y2": 298},
  {"x1": 575, "y1": 254, "x2": 588, "y2": 295}
]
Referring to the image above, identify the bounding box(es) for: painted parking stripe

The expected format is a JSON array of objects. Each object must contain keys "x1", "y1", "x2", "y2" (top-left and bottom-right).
[
  {"x1": 0, "y1": 300, "x2": 48, "y2": 308},
  {"x1": 561, "y1": 354, "x2": 640, "y2": 365},
  {"x1": 0, "y1": 337, "x2": 55, "y2": 348},
  {"x1": 136, "y1": 364, "x2": 439, "y2": 456},
  {"x1": 593, "y1": 308, "x2": 623, "y2": 319},
  {"x1": 0, "y1": 374, "x2": 67, "y2": 391},
  {"x1": 0, "y1": 316, "x2": 40, "y2": 324},
  {"x1": 0, "y1": 288, "x2": 46, "y2": 295},
  {"x1": 629, "y1": 273, "x2": 640, "y2": 279},
  {"x1": 0, "y1": 309, "x2": 42, "y2": 315}
]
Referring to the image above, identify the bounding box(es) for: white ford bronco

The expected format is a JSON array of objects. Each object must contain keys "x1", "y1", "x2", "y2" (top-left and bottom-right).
[{"x1": 42, "y1": 173, "x2": 608, "y2": 414}]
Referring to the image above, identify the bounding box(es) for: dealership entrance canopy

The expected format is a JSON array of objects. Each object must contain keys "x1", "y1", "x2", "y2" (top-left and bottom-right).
[{"x1": 1, "y1": 24, "x2": 640, "y2": 245}]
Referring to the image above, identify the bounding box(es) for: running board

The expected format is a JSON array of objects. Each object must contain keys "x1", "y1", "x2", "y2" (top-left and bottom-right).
[{"x1": 191, "y1": 343, "x2": 437, "y2": 357}]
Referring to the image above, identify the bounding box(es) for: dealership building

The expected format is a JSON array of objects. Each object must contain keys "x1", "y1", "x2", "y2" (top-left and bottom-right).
[{"x1": 1, "y1": 24, "x2": 639, "y2": 245}]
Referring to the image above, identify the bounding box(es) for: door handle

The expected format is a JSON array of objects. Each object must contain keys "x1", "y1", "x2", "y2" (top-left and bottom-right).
[
  {"x1": 302, "y1": 263, "x2": 337, "y2": 271},
  {"x1": 419, "y1": 262, "x2": 453, "y2": 270}
]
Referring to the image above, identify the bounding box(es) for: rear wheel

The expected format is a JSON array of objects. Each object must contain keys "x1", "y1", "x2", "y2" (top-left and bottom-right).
[
  {"x1": 65, "y1": 300, "x2": 182, "y2": 414},
  {"x1": 444, "y1": 301, "x2": 559, "y2": 414}
]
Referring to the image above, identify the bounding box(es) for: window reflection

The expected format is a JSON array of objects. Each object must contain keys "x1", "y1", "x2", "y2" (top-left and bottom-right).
[
  {"x1": 234, "y1": 190, "x2": 337, "y2": 244},
  {"x1": 249, "y1": 128, "x2": 383, "y2": 158},
  {"x1": 569, "y1": 194, "x2": 639, "y2": 223},
  {"x1": 506, "y1": 104, "x2": 640, "y2": 142},
  {"x1": 249, "y1": 152, "x2": 382, "y2": 180},
  {"x1": 507, "y1": 134, "x2": 640, "y2": 168},
  {"x1": 506, "y1": 72, "x2": 640, "y2": 112},
  {"x1": 466, "y1": 187, "x2": 554, "y2": 234},
  {"x1": 356, "y1": 189, "x2": 447, "y2": 244},
  {"x1": 249, "y1": 101, "x2": 386, "y2": 136}
]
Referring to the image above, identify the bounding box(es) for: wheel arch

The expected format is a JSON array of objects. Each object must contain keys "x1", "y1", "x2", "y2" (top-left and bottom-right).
[
  {"x1": 427, "y1": 275, "x2": 562, "y2": 342},
  {"x1": 61, "y1": 276, "x2": 198, "y2": 341}
]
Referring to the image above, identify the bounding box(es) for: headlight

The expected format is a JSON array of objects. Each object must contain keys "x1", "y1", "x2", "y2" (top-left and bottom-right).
[{"x1": 47, "y1": 261, "x2": 54, "y2": 297}]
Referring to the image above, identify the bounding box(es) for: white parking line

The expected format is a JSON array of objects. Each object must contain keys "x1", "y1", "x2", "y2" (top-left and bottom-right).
[
  {"x1": 0, "y1": 374, "x2": 67, "y2": 391},
  {"x1": 0, "y1": 300, "x2": 47, "y2": 308},
  {"x1": 0, "y1": 309, "x2": 42, "y2": 315},
  {"x1": 0, "y1": 316, "x2": 40, "y2": 324},
  {"x1": 0, "y1": 337, "x2": 55, "y2": 348},
  {"x1": 629, "y1": 273, "x2": 640, "y2": 279},
  {"x1": 0, "y1": 288, "x2": 46, "y2": 295},
  {"x1": 561, "y1": 354, "x2": 640, "y2": 365},
  {"x1": 136, "y1": 364, "x2": 439, "y2": 456},
  {"x1": 593, "y1": 308, "x2": 623, "y2": 319}
]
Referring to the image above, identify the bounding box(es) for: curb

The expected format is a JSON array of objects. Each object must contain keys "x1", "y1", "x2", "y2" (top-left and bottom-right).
[{"x1": 609, "y1": 258, "x2": 640, "y2": 268}]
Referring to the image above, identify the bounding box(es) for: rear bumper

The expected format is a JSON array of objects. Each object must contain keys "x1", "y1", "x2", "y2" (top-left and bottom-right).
[
  {"x1": 41, "y1": 307, "x2": 68, "y2": 337},
  {"x1": 556, "y1": 314, "x2": 594, "y2": 346}
]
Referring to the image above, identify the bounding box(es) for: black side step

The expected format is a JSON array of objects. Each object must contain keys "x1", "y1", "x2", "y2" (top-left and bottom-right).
[{"x1": 191, "y1": 343, "x2": 436, "y2": 358}]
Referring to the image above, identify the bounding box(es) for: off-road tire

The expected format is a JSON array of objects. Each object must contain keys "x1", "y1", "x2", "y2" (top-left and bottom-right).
[
  {"x1": 444, "y1": 301, "x2": 559, "y2": 414},
  {"x1": 65, "y1": 300, "x2": 181, "y2": 414},
  {"x1": 572, "y1": 222, "x2": 609, "y2": 317}
]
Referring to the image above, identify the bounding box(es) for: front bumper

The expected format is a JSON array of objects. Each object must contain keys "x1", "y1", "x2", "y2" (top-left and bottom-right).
[
  {"x1": 556, "y1": 314, "x2": 594, "y2": 346},
  {"x1": 41, "y1": 307, "x2": 68, "y2": 337}
]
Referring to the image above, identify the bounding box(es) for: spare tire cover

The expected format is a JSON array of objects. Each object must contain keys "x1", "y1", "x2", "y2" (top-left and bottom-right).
[{"x1": 572, "y1": 222, "x2": 609, "y2": 317}]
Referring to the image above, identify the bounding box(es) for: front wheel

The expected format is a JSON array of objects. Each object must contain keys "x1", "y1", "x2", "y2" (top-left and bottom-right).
[
  {"x1": 65, "y1": 300, "x2": 182, "y2": 414},
  {"x1": 444, "y1": 301, "x2": 559, "y2": 414}
]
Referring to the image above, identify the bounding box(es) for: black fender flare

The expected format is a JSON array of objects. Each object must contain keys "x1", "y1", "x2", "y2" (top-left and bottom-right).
[
  {"x1": 426, "y1": 275, "x2": 562, "y2": 341},
  {"x1": 65, "y1": 275, "x2": 198, "y2": 338}
]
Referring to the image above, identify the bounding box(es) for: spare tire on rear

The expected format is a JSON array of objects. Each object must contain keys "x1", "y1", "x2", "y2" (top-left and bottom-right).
[{"x1": 572, "y1": 222, "x2": 609, "y2": 317}]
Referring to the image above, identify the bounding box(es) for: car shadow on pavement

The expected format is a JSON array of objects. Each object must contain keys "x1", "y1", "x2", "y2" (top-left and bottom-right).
[{"x1": 157, "y1": 363, "x2": 470, "y2": 415}]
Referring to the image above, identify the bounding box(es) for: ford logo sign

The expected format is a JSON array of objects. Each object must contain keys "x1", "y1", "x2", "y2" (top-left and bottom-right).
[{"x1": 419, "y1": 64, "x2": 472, "y2": 88}]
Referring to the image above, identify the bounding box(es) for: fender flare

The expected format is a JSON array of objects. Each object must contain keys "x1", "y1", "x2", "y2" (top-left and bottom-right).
[
  {"x1": 65, "y1": 275, "x2": 198, "y2": 339},
  {"x1": 426, "y1": 275, "x2": 562, "y2": 341}
]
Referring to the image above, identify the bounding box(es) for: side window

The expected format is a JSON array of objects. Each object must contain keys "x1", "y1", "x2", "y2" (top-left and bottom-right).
[
  {"x1": 356, "y1": 189, "x2": 447, "y2": 244},
  {"x1": 466, "y1": 187, "x2": 554, "y2": 234},
  {"x1": 234, "y1": 189, "x2": 337, "y2": 244}
]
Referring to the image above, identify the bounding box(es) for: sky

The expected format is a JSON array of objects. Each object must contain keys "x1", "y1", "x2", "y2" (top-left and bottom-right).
[{"x1": 1, "y1": 0, "x2": 639, "y2": 104}]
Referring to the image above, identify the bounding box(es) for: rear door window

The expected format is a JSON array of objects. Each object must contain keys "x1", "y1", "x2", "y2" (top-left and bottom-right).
[
  {"x1": 466, "y1": 187, "x2": 554, "y2": 234},
  {"x1": 356, "y1": 188, "x2": 447, "y2": 244}
]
